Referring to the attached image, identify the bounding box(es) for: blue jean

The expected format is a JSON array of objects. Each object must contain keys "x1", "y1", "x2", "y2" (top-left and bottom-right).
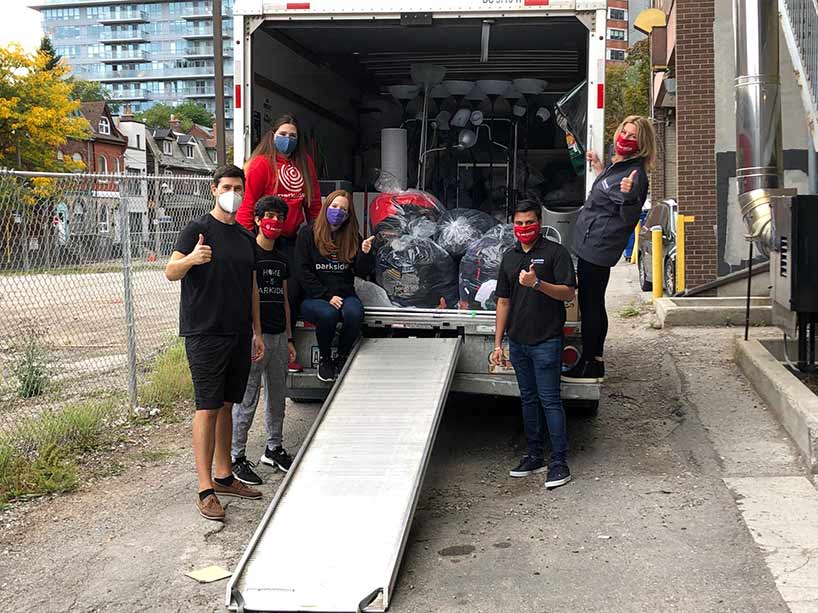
[
  {"x1": 300, "y1": 296, "x2": 364, "y2": 358},
  {"x1": 509, "y1": 337, "x2": 569, "y2": 464}
]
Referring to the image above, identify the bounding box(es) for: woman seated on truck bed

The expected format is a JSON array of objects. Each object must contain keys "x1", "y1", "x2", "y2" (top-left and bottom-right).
[{"x1": 294, "y1": 189, "x2": 375, "y2": 383}]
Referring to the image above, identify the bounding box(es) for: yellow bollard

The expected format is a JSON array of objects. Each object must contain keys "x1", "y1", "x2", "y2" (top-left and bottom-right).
[
  {"x1": 675, "y1": 214, "x2": 695, "y2": 294},
  {"x1": 630, "y1": 220, "x2": 641, "y2": 265},
  {"x1": 651, "y1": 226, "x2": 663, "y2": 301}
]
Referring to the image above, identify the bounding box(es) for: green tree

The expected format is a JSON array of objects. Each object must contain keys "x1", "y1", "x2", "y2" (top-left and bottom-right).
[
  {"x1": 136, "y1": 101, "x2": 215, "y2": 132},
  {"x1": 605, "y1": 39, "x2": 651, "y2": 144},
  {"x1": 38, "y1": 36, "x2": 61, "y2": 71},
  {"x1": 69, "y1": 79, "x2": 120, "y2": 113},
  {"x1": 0, "y1": 44, "x2": 89, "y2": 172}
]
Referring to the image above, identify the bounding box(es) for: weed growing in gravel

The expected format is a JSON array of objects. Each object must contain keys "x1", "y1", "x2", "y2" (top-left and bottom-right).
[
  {"x1": 618, "y1": 303, "x2": 645, "y2": 318},
  {"x1": 0, "y1": 399, "x2": 117, "y2": 504},
  {"x1": 13, "y1": 331, "x2": 49, "y2": 398},
  {"x1": 139, "y1": 340, "x2": 192, "y2": 411}
]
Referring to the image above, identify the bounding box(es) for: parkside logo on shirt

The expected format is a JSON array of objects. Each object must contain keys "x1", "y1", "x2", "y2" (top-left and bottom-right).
[
  {"x1": 278, "y1": 163, "x2": 304, "y2": 194},
  {"x1": 530, "y1": 258, "x2": 545, "y2": 265},
  {"x1": 315, "y1": 261, "x2": 349, "y2": 272},
  {"x1": 259, "y1": 285, "x2": 284, "y2": 296}
]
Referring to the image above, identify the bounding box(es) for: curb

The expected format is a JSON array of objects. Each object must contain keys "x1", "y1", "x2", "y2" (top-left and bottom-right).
[
  {"x1": 734, "y1": 337, "x2": 818, "y2": 472},
  {"x1": 656, "y1": 297, "x2": 771, "y2": 328}
]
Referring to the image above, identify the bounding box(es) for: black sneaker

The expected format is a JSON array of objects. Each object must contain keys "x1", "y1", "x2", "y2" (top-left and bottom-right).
[
  {"x1": 317, "y1": 357, "x2": 335, "y2": 382},
  {"x1": 260, "y1": 446, "x2": 293, "y2": 473},
  {"x1": 561, "y1": 360, "x2": 604, "y2": 384},
  {"x1": 509, "y1": 455, "x2": 547, "y2": 478},
  {"x1": 545, "y1": 463, "x2": 571, "y2": 489},
  {"x1": 232, "y1": 456, "x2": 262, "y2": 486}
]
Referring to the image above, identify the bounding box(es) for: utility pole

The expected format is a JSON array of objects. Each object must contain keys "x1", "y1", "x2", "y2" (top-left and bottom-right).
[{"x1": 213, "y1": 0, "x2": 227, "y2": 166}]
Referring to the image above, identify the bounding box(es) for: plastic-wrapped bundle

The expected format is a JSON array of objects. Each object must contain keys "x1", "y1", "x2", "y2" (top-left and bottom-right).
[
  {"x1": 458, "y1": 224, "x2": 516, "y2": 311},
  {"x1": 370, "y1": 190, "x2": 444, "y2": 240},
  {"x1": 435, "y1": 208, "x2": 498, "y2": 259},
  {"x1": 376, "y1": 234, "x2": 459, "y2": 309}
]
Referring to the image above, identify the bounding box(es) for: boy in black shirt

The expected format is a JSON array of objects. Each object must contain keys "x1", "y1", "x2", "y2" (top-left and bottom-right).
[
  {"x1": 166, "y1": 165, "x2": 265, "y2": 521},
  {"x1": 231, "y1": 196, "x2": 298, "y2": 485},
  {"x1": 490, "y1": 200, "x2": 576, "y2": 490}
]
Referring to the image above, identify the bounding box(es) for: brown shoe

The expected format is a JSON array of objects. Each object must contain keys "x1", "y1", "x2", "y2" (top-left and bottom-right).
[
  {"x1": 196, "y1": 494, "x2": 225, "y2": 521},
  {"x1": 214, "y1": 478, "x2": 262, "y2": 500}
]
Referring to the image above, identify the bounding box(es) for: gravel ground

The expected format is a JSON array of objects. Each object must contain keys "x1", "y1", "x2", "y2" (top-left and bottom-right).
[{"x1": 0, "y1": 262, "x2": 806, "y2": 612}]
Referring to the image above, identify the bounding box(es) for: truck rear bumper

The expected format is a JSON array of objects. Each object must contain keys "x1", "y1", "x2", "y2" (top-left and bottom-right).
[{"x1": 286, "y1": 370, "x2": 601, "y2": 401}]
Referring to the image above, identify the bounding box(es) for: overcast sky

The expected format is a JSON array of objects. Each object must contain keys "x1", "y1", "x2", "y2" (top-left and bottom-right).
[{"x1": 0, "y1": 4, "x2": 43, "y2": 53}]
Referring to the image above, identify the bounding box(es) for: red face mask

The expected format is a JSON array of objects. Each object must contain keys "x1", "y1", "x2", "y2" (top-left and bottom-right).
[
  {"x1": 615, "y1": 132, "x2": 639, "y2": 156},
  {"x1": 514, "y1": 224, "x2": 540, "y2": 245},
  {"x1": 260, "y1": 218, "x2": 284, "y2": 240}
]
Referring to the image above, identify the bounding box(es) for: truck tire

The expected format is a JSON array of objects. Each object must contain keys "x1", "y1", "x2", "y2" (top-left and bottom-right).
[{"x1": 638, "y1": 253, "x2": 652, "y2": 292}]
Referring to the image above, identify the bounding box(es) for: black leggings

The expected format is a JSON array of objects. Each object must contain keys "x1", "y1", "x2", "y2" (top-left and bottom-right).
[{"x1": 577, "y1": 257, "x2": 611, "y2": 361}]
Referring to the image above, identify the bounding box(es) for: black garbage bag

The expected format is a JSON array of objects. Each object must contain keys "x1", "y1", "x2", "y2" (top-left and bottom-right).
[
  {"x1": 436, "y1": 208, "x2": 499, "y2": 259},
  {"x1": 458, "y1": 224, "x2": 516, "y2": 310},
  {"x1": 376, "y1": 234, "x2": 459, "y2": 309}
]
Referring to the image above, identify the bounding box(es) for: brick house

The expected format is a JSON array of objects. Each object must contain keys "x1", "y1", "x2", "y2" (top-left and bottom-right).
[
  {"x1": 606, "y1": 0, "x2": 631, "y2": 63},
  {"x1": 59, "y1": 101, "x2": 129, "y2": 247},
  {"x1": 643, "y1": 0, "x2": 810, "y2": 289}
]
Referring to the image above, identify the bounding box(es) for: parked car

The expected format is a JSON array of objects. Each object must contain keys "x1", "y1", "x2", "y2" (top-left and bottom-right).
[{"x1": 638, "y1": 198, "x2": 678, "y2": 295}]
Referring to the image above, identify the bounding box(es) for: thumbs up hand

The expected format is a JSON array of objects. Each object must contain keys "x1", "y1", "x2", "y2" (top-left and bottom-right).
[
  {"x1": 518, "y1": 263, "x2": 539, "y2": 288},
  {"x1": 621, "y1": 169, "x2": 638, "y2": 194},
  {"x1": 361, "y1": 235, "x2": 375, "y2": 254},
  {"x1": 190, "y1": 233, "x2": 212, "y2": 265}
]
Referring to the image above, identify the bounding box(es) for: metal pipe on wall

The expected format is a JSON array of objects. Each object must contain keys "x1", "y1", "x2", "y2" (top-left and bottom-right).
[{"x1": 733, "y1": 0, "x2": 783, "y2": 255}]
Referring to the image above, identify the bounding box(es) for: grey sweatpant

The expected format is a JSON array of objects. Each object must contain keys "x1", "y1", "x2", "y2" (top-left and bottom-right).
[{"x1": 231, "y1": 332, "x2": 287, "y2": 460}]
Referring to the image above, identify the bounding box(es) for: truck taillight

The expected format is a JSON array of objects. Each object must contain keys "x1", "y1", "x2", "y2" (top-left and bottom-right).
[
  {"x1": 562, "y1": 345, "x2": 579, "y2": 368},
  {"x1": 597, "y1": 83, "x2": 604, "y2": 109},
  {"x1": 287, "y1": 2, "x2": 310, "y2": 8},
  {"x1": 524, "y1": 0, "x2": 550, "y2": 5}
]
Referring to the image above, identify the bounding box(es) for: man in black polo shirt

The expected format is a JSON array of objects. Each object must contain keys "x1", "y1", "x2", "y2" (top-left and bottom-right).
[
  {"x1": 491, "y1": 200, "x2": 577, "y2": 489},
  {"x1": 165, "y1": 164, "x2": 266, "y2": 521}
]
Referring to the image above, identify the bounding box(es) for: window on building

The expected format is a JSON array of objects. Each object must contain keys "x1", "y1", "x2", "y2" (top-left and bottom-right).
[
  {"x1": 609, "y1": 8, "x2": 627, "y2": 21},
  {"x1": 97, "y1": 156, "x2": 108, "y2": 173},
  {"x1": 608, "y1": 28, "x2": 627, "y2": 41},
  {"x1": 98, "y1": 117, "x2": 111, "y2": 135},
  {"x1": 56, "y1": 150, "x2": 64, "y2": 161},
  {"x1": 184, "y1": 144, "x2": 195, "y2": 159},
  {"x1": 607, "y1": 49, "x2": 627, "y2": 61},
  {"x1": 115, "y1": 158, "x2": 121, "y2": 173},
  {"x1": 72, "y1": 153, "x2": 83, "y2": 164},
  {"x1": 136, "y1": 134, "x2": 142, "y2": 150},
  {"x1": 163, "y1": 140, "x2": 173, "y2": 155}
]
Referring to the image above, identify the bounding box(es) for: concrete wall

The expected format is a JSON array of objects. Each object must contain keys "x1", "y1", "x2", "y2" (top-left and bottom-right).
[{"x1": 713, "y1": 0, "x2": 810, "y2": 275}]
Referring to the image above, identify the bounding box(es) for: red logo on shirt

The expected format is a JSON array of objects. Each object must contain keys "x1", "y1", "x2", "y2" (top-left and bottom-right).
[{"x1": 278, "y1": 163, "x2": 304, "y2": 193}]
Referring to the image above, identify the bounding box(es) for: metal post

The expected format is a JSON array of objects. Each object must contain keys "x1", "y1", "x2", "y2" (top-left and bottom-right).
[
  {"x1": 651, "y1": 226, "x2": 663, "y2": 301},
  {"x1": 120, "y1": 194, "x2": 138, "y2": 413},
  {"x1": 630, "y1": 220, "x2": 641, "y2": 265},
  {"x1": 810, "y1": 145, "x2": 818, "y2": 194},
  {"x1": 744, "y1": 241, "x2": 753, "y2": 342},
  {"x1": 213, "y1": 0, "x2": 227, "y2": 166},
  {"x1": 676, "y1": 214, "x2": 695, "y2": 294}
]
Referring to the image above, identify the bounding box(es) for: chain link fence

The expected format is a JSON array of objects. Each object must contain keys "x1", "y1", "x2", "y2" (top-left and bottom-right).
[{"x1": 0, "y1": 169, "x2": 214, "y2": 442}]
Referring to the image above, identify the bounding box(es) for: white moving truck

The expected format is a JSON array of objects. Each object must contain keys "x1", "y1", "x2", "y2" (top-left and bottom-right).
[{"x1": 232, "y1": 0, "x2": 607, "y2": 411}]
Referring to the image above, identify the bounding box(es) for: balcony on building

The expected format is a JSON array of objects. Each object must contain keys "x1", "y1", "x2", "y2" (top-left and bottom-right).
[
  {"x1": 182, "y1": 85, "x2": 216, "y2": 98},
  {"x1": 101, "y1": 49, "x2": 150, "y2": 64},
  {"x1": 182, "y1": 2, "x2": 219, "y2": 20},
  {"x1": 101, "y1": 27, "x2": 150, "y2": 44},
  {"x1": 110, "y1": 89, "x2": 153, "y2": 102},
  {"x1": 183, "y1": 44, "x2": 228, "y2": 60},
  {"x1": 98, "y1": 8, "x2": 148, "y2": 25},
  {"x1": 101, "y1": 67, "x2": 152, "y2": 81},
  {"x1": 183, "y1": 24, "x2": 214, "y2": 40}
]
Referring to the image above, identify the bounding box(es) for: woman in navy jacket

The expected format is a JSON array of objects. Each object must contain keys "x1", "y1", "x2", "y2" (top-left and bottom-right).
[{"x1": 562, "y1": 115, "x2": 656, "y2": 384}]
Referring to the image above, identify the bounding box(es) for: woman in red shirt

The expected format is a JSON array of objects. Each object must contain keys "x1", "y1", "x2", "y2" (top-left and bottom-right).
[
  {"x1": 240, "y1": 114, "x2": 322, "y2": 372},
  {"x1": 239, "y1": 114, "x2": 322, "y2": 236}
]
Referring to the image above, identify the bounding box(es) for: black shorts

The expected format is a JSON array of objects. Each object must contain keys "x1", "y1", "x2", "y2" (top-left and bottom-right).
[{"x1": 184, "y1": 334, "x2": 253, "y2": 410}]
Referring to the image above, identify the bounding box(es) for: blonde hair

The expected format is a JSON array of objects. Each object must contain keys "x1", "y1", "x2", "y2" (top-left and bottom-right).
[{"x1": 615, "y1": 115, "x2": 657, "y2": 171}]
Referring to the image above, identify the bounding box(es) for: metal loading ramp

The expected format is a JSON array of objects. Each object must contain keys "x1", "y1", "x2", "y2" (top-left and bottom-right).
[{"x1": 227, "y1": 337, "x2": 462, "y2": 613}]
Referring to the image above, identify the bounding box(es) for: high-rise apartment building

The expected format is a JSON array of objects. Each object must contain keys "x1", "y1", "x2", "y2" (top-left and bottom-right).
[
  {"x1": 30, "y1": 1, "x2": 235, "y2": 129},
  {"x1": 606, "y1": 0, "x2": 630, "y2": 63}
]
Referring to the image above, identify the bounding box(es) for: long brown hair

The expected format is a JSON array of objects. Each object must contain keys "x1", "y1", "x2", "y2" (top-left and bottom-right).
[
  {"x1": 247, "y1": 114, "x2": 315, "y2": 205},
  {"x1": 614, "y1": 115, "x2": 658, "y2": 171},
  {"x1": 314, "y1": 189, "x2": 359, "y2": 263}
]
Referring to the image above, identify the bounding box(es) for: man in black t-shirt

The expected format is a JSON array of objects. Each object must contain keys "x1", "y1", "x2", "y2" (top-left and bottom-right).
[
  {"x1": 490, "y1": 200, "x2": 577, "y2": 490},
  {"x1": 231, "y1": 196, "x2": 298, "y2": 486},
  {"x1": 165, "y1": 165, "x2": 265, "y2": 522}
]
